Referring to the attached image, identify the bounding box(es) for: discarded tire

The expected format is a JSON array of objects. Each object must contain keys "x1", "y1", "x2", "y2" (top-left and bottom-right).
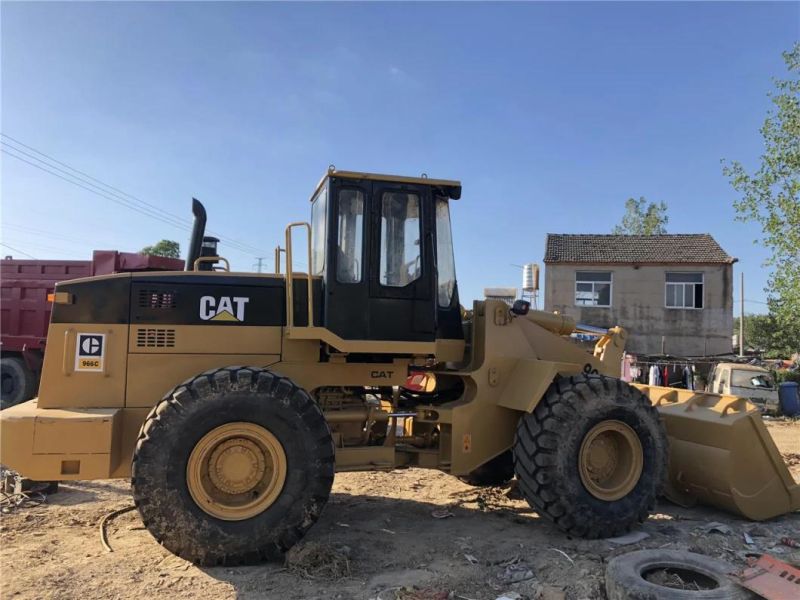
[
  {"x1": 459, "y1": 450, "x2": 515, "y2": 487},
  {"x1": 605, "y1": 549, "x2": 751, "y2": 599},
  {"x1": 132, "y1": 367, "x2": 335, "y2": 565},
  {"x1": 513, "y1": 374, "x2": 668, "y2": 538}
]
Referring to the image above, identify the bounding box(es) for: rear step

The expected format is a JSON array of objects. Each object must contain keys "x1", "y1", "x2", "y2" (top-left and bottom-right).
[{"x1": 634, "y1": 384, "x2": 800, "y2": 521}]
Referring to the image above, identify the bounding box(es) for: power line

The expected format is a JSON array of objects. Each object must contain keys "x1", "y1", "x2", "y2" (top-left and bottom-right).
[
  {"x1": 0, "y1": 242, "x2": 37, "y2": 259},
  {"x1": 2, "y1": 148, "x2": 193, "y2": 232},
  {"x1": 0, "y1": 135, "x2": 268, "y2": 257},
  {"x1": 1, "y1": 144, "x2": 262, "y2": 256},
  {"x1": 2, "y1": 222, "x2": 117, "y2": 247}
]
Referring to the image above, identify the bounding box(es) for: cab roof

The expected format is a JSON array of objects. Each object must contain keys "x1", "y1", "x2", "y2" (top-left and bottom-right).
[{"x1": 311, "y1": 168, "x2": 462, "y2": 202}]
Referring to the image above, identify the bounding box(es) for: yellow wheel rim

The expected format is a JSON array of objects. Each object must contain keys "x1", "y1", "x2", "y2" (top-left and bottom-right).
[
  {"x1": 578, "y1": 420, "x2": 643, "y2": 501},
  {"x1": 186, "y1": 422, "x2": 287, "y2": 521}
]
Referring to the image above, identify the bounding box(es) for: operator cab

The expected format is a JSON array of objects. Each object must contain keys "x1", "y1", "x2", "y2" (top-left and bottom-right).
[{"x1": 309, "y1": 169, "x2": 463, "y2": 344}]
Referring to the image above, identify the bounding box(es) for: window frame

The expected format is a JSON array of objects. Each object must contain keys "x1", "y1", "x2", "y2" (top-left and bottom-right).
[
  {"x1": 665, "y1": 272, "x2": 704, "y2": 310},
  {"x1": 335, "y1": 187, "x2": 366, "y2": 284},
  {"x1": 574, "y1": 271, "x2": 613, "y2": 308}
]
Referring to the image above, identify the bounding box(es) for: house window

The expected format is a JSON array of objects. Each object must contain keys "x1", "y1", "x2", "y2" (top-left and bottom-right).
[
  {"x1": 665, "y1": 272, "x2": 703, "y2": 309},
  {"x1": 575, "y1": 271, "x2": 612, "y2": 307}
]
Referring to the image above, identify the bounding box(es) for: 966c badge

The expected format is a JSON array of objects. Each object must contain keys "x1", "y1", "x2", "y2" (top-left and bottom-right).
[{"x1": 75, "y1": 333, "x2": 105, "y2": 372}]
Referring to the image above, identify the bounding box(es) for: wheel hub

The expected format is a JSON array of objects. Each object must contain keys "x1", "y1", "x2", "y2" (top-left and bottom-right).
[
  {"x1": 208, "y1": 438, "x2": 267, "y2": 495},
  {"x1": 579, "y1": 420, "x2": 643, "y2": 501},
  {"x1": 186, "y1": 422, "x2": 287, "y2": 521}
]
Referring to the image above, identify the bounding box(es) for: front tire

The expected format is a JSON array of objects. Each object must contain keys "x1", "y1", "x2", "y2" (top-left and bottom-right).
[
  {"x1": 132, "y1": 367, "x2": 335, "y2": 565},
  {"x1": 513, "y1": 375, "x2": 667, "y2": 538}
]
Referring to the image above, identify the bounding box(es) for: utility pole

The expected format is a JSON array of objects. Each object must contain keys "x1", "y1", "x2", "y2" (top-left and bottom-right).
[
  {"x1": 253, "y1": 257, "x2": 265, "y2": 273},
  {"x1": 739, "y1": 271, "x2": 745, "y2": 357}
]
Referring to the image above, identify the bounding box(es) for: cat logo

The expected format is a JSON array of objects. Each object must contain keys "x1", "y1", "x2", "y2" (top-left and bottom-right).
[
  {"x1": 199, "y1": 296, "x2": 250, "y2": 322},
  {"x1": 75, "y1": 333, "x2": 105, "y2": 372}
]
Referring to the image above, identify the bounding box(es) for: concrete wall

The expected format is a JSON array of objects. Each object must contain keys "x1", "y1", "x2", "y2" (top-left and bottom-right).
[{"x1": 544, "y1": 263, "x2": 733, "y2": 356}]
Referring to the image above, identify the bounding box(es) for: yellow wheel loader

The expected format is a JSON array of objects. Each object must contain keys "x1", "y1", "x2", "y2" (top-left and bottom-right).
[{"x1": 1, "y1": 169, "x2": 797, "y2": 565}]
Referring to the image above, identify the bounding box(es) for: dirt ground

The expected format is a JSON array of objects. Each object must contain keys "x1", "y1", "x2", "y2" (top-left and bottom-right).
[{"x1": 2, "y1": 419, "x2": 798, "y2": 600}]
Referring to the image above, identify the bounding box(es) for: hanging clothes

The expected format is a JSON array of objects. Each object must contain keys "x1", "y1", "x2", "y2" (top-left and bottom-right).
[
  {"x1": 648, "y1": 364, "x2": 660, "y2": 386},
  {"x1": 684, "y1": 365, "x2": 694, "y2": 390}
]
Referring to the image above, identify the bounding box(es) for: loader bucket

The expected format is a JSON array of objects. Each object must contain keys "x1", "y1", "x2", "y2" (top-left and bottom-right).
[{"x1": 634, "y1": 385, "x2": 800, "y2": 521}]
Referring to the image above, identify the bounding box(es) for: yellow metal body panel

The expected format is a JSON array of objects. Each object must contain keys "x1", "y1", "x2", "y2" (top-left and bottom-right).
[
  {"x1": 125, "y1": 354, "x2": 281, "y2": 407},
  {"x1": 431, "y1": 301, "x2": 625, "y2": 475},
  {"x1": 0, "y1": 400, "x2": 121, "y2": 480},
  {"x1": 37, "y1": 324, "x2": 129, "y2": 409},
  {"x1": 638, "y1": 384, "x2": 800, "y2": 520}
]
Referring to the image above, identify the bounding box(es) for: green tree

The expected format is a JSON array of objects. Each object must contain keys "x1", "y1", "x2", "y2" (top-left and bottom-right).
[
  {"x1": 733, "y1": 313, "x2": 789, "y2": 358},
  {"x1": 612, "y1": 197, "x2": 669, "y2": 235},
  {"x1": 140, "y1": 239, "x2": 180, "y2": 259},
  {"x1": 723, "y1": 43, "x2": 800, "y2": 356}
]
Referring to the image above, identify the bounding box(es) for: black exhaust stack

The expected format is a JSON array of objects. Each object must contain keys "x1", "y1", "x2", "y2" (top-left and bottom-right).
[{"x1": 186, "y1": 198, "x2": 207, "y2": 271}]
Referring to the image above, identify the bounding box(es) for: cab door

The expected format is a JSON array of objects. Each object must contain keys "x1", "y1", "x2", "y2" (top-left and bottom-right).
[
  {"x1": 367, "y1": 183, "x2": 436, "y2": 341},
  {"x1": 324, "y1": 182, "x2": 371, "y2": 340}
]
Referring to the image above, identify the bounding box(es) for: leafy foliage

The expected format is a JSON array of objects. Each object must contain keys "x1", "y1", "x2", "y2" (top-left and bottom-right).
[
  {"x1": 724, "y1": 44, "x2": 800, "y2": 356},
  {"x1": 612, "y1": 197, "x2": 669, "y2": 235},
  {"x1": 140, "y1": 239, "x2": 180, "y2": 259},
  {"x1": 734, "y1": 313, "x2": 799, "y2": 358}
]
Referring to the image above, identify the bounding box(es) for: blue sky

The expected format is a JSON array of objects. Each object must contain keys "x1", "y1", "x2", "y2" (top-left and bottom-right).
[{"x1": 1, "y1": 2, "x2": 797, "y2": 313}]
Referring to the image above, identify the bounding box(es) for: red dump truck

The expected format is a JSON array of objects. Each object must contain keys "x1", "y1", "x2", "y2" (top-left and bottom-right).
[{"x1": 1, "y1": 251, "x2": 183, "y2": 409}]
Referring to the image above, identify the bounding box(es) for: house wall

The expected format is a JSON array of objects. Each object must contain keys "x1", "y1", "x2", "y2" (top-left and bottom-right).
[{"x1": 544, "y1": 263, "x2": 733, "y2": 356}]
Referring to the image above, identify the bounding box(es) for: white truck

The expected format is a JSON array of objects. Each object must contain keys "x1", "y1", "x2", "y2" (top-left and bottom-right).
[{"x1": 707, "y1": 362, "x2": 779, "y2": 413}]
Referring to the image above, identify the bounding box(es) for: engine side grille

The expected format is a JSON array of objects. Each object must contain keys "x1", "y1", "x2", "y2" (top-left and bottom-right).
[{"x1": 136, "y1": 328, "x2": 176, "y2": 348}]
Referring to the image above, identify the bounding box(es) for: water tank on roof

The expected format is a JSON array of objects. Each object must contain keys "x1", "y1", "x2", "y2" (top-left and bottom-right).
[{"x1": 522, "y1": 263, "x2": 539, "y2": 292}]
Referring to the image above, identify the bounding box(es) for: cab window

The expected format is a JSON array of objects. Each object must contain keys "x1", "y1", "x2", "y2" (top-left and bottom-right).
[
  {"x1": 336, "y1": 189, "x2": 364, "y2": 283},
  {"x1": 310, "y1": 185, "x2": 327, "y2": 275},
  {"x1": 435, "y1": 198, "x2": 456, "y2": 307},
  {"x1": 380, "y1": 192, "x2": 421, "y2": 287}
]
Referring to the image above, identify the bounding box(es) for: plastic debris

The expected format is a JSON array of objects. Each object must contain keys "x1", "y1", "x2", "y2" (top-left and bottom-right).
[
  {"x1": 495, "y1": 593, "x2": 523, "y2": 600},
  {"x1": 431, "y1": 508, "x2": 454, "y2": 519},
  {"x1": 499, "y1": 562, "x2": 535, "y2": 584},
  {"x1": 464, "y1": 553, "x2": 478, "y2": 565},
  {"x1": 702, "y1": 522, "x2": 733, "y2": 535},
  {"x1": 743, "y1": 532, "x2": 755, "y2": 545},
  {"x1": 605, "y1": 531, "x2": 650, "y2": 545},
  {"x1": 548, "y1": 548, "x2": 575, "y2": 564}
]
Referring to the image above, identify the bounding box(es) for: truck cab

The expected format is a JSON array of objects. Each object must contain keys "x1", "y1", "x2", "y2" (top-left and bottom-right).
[{"x1": 707, "y1": 362, "x2": 779, "y2": 413}]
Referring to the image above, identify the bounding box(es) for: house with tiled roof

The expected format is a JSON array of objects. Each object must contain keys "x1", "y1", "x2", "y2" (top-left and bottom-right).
[{"x1": 543, "y1": 234, "x2": 737, "y2": 356}]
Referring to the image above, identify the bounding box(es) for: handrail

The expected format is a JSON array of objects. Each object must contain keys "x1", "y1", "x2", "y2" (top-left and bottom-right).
[
  {"x1": 274, "y1": 246, "x2": 285, "y2": 274},
  {"x1": 284, "y1": 222, "x2": 314, "y2": 329},
  {"x1": 192, "y1": 256, "x2": 230, "y2": 271}
]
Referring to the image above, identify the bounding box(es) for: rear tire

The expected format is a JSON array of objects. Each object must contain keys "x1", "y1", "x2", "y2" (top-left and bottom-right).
[
  {"x1": 459, "y1": 450, "x2": 515, "y2": 487},
  {"x1": 132, "y1": 367, "x2": 335, "y2": 565},
  {"x1": 513, "y1": 374, "x2": 667, "y2": 538},
  {"x1": 1, "y1": 356, "x2": 36, "y2": 410}
]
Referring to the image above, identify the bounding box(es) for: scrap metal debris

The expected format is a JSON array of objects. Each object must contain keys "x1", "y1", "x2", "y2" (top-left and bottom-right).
[{"x1": 737, "y1": 553, "x2": 800, "y2": 599}]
